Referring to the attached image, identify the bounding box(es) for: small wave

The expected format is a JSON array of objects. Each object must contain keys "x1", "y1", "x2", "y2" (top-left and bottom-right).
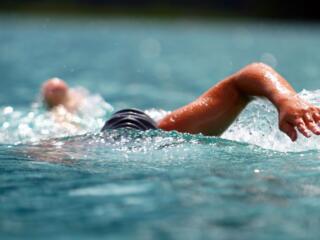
[
  {"x1": 11, "y1": 129, "x2": 270, "y2": 166},
  {"x1": 69, "y1": 183, "x2": 151, "y2": 196}
]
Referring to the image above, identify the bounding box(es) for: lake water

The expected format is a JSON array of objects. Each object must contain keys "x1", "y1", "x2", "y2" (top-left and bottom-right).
[{"x1": 1, "y1": 15, "x2": 320, "y2": 240}]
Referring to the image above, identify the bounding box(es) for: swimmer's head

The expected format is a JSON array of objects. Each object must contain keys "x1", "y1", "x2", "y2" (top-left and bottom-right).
[{"x1": 42, "y1": 78, "x2": 69, "y2": 109}]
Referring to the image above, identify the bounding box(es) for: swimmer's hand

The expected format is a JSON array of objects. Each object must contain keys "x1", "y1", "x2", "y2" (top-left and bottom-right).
[{"x1": 277, "y1": 96, "x2": 320, "y2": 141}]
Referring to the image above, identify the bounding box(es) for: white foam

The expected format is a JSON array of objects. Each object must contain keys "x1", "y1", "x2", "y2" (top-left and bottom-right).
[
  {"x1": 144, "y1": 108, "x2": 170, "y2": 122},
  {"x1": 69, "y1": 184, "x2": 150, "y2": 196},
  {"x1": 0, "y1": 86, "x2": 113, "y2": 144},
  {"x1": 222, "y1": 89, "x2": 320, "y2": 152}
]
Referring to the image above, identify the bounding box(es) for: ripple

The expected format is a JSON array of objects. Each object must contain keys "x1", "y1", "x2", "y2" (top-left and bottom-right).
[{"x1": 69, "y1": 183, "x2": 150, "y2": 196}]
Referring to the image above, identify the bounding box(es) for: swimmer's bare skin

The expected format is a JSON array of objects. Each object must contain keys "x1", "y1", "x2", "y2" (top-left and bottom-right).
[
  {"x1": 158, "y1": 63, "x2": 320, "y2": 141},
  {"x1": 42, "y1": 78, "x2": 84, "y2": 131},
  {"x1": 42, "y1": 78, "x2": 83, "y2": 112}
]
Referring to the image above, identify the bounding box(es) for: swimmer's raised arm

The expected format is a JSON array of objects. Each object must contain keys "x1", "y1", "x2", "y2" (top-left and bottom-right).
[{"x1": 158, "y1": 62, "x2": 320, "y2": 141}]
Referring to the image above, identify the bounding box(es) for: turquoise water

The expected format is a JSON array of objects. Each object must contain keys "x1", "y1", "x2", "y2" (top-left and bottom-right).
[{"x1": 1, "y1": 15, "x2": 320, "y2": 240}]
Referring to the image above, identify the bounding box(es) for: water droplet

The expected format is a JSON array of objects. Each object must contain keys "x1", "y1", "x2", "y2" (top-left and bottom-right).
[
  {"x1": 2, "y1": 122, "x2": 10, "y2": 129},
  {"x1": 3, "y1": 106, "x2": 13, "y2": 115}
]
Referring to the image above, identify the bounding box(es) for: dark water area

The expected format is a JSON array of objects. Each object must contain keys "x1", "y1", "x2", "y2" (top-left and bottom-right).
[{"x1": 1, "y1": 0, "x2": 320, "y2": 21}]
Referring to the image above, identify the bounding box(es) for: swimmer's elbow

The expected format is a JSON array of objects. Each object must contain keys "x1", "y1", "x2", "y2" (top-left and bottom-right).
[
  {"x1": 231, "y1": 62, "x2": 281, "y2": 103},
  {"x1": 233, "y1": 62, "x2": 275, "y2": 88},
  {"x1": 238, "y1": 62, "x2": 275, "y2": 81},
  {"x1": 245, "y1": 62, "x2": 274, "y2": 72}
]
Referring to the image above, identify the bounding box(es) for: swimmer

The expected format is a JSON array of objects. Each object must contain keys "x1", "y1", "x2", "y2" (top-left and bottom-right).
[
  {"x1": 41, "y1": 77, "x2": 85, "y2": 131},
  {"x1": 42, "y1": 77, "x2": 83, "y2": 112},
  {"x1": 43, "y1": 63, "x2": 320, "y2": 141}
]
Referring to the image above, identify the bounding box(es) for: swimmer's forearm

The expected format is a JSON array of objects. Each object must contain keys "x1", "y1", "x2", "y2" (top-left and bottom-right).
[{"x1": 231, "y1": 63, "x2": 297, "y2": 111}]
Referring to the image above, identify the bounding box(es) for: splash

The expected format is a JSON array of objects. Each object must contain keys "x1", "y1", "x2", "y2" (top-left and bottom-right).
[
  {"x1": 222, "y1": 89, "x2": 320, "y2": 152},
  {"x1": 1, "y1": 89, "x2": 320, "y2": 152},
  {"x1": 146, "y1": 90, "x2": 320, "y2": 152},
  {"x1": 0, "y1": 87, "x2": 113, "y2": 144}
]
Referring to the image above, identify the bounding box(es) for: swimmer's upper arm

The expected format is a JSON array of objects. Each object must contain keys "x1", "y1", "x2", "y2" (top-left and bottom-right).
[{"x1": 158, "y1": 74, "x2": 250, "y2": 136}]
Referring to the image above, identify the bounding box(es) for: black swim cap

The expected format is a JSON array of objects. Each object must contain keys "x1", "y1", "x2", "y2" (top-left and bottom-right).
[{"x1": 101, "y1": 108, "x2": 158, "y2": 131}]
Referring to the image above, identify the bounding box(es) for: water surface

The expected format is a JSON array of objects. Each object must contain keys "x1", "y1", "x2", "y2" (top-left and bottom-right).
[{"x1": 1, "y1": 15, "x2": 320, "y2": 240}]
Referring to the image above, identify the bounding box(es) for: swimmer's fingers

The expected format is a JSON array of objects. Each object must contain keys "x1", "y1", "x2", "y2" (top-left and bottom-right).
[
  {"x1": 279, "y1": 122, "x2": 297, "y2": 141},
  {"x1": 303, "y1": 112, "x2": 320, "y2": 135},
  {"x1": 293, "y1": 118, "x2": 311, "y2": 138},
  {"x1": 314, "y1": 111, "x2": 320, "y2": 123}
]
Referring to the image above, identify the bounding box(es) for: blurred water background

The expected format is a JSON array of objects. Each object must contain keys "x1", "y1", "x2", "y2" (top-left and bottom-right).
[{"x1": 1, "y1": 7, "x2": 320, "y2": 240}]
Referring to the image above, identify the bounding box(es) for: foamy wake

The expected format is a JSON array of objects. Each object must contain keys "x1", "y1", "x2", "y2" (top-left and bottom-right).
[
  {"x1": 1, "y1": 88, "x2": 320, "y2": 152},
  {"x1": 0, "y1": 87, "x2": 113, "y2": 144}
]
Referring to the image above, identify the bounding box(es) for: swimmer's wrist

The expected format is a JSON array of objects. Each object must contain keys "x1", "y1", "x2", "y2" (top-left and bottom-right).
[{"x1": 272, "y1": 94, "x2": 299, "y2": 112}]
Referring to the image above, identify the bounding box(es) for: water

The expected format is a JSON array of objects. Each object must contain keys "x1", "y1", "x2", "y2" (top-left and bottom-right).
[{"x1": 1, "y1": 15, "x2": 320, "y2": 240}]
